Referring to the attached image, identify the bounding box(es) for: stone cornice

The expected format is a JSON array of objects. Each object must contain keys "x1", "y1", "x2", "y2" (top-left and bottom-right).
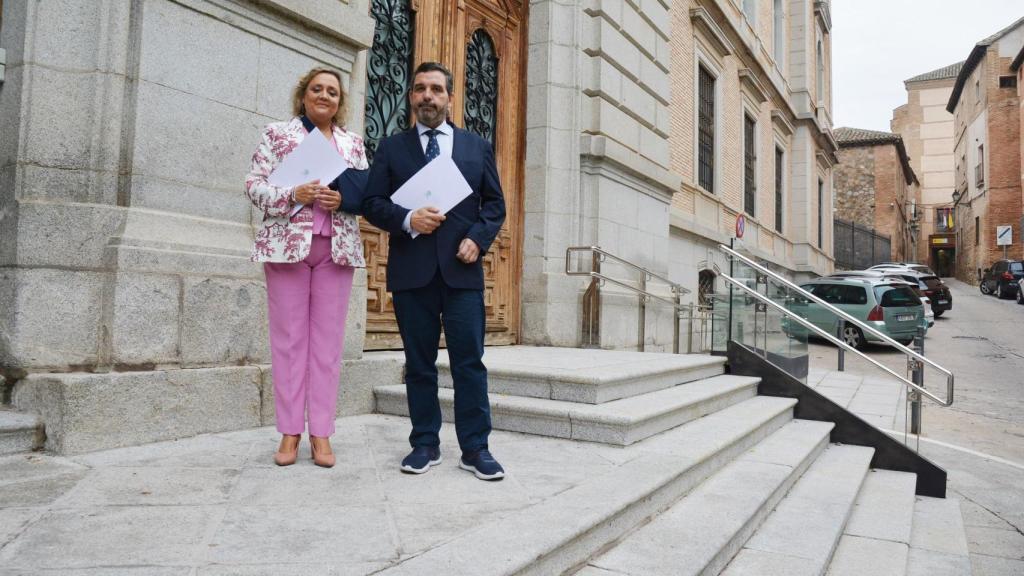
[{"x1": 690, "y1": 7, "x2": 734, "y2": 58}]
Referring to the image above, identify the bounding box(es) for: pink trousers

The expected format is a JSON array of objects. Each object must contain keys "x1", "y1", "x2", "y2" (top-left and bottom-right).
[{"x1": 264, "y1": 235, "x2": 354, "y2": 437}]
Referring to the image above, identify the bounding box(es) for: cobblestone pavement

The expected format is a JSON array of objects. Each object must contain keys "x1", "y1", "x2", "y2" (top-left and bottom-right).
[{"x1": 809, "y1": 278, "x2": 1024, "y2": 575}]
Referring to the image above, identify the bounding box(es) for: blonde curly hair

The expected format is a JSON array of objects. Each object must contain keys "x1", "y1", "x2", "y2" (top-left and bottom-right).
[{"x1": 291, "y1": 67, "x2": 348, "y2": 126}]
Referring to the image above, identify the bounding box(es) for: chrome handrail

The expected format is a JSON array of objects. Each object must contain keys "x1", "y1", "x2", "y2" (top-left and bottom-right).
[
  {"x1": 566, "y1": 246, "x2": 691, "y2": 296},
  {"x1": 719, "y1": 244, "x2": 954, "y2": 407},
  {"x1": 565, "y1": 246, "x2": 706, "y2": 353}
]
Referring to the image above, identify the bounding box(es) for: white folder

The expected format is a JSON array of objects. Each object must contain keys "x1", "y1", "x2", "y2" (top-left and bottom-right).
[
  {"x1": 390, "y1": 157, "x2": 473, "y2": 238},
  {"x1": 267, "y1": 129, "x2": 349, "y2": 217}
]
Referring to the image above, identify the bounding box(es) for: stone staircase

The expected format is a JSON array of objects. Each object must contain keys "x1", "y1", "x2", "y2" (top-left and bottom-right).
[{"x1": 372, "y1": 347, "x2": 972, "y2": 575}]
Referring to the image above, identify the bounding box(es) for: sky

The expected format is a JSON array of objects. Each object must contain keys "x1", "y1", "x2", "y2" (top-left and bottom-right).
[{"x1": 832, "y1": 0, "x2": 1024, "y2": 132}]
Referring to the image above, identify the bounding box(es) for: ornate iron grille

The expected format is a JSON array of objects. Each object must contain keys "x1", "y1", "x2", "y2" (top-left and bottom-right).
[
  {"x1": 775, "y1": 147, "x2": 784, "y2": 233},
  {"x1": 364, "y1": 0, "x2": 415, "y2": 162},
  {"x1": 464, "y1": 29, "x2": 499, "y2": 147},
  {"x1": 743, "y1": 114, "x2": 756, "y2": 216},
  {"x1": 698, "y1": 66, "x2": 715, "y2": 193},
  {"x1": 698, "y1": 269, "x2": 716, "y2": 307}
]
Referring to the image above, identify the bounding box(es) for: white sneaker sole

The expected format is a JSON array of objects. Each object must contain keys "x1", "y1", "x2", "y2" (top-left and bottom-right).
[
  {"x1": 400, "y1": 456, "x2": 442, "y2": 474},
  {"x1": 459, "y1": 461, "x2": 505, "y2": 480}
]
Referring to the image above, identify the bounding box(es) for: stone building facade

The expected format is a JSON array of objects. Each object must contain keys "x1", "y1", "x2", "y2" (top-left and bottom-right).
[
  {"x1": 667, "y1": 0, "x2": 837, "y2": 291},
  {"x1": 833, "y1": 127, "x2": 918, "y2": 263},
  {"x1": 948, "y1": 17, "x2": 1023, "y2": 284},
  {"x1": 0, "y1": 0, "x2": 835, "y2": 454},
  {"x1": 891, "y1": 62, "x2": 961, "y2": 276}
]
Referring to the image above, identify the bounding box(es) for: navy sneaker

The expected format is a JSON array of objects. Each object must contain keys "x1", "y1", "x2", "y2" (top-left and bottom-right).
[
  {"x1": 459, "y1": 449, "x2": 505, "y2": 481},
  {"x1": 400, "y1": 446, "x2": 442, "y2": 474}
]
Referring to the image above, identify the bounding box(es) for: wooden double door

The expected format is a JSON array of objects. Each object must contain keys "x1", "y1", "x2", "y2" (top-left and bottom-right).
[{"x1": 360, "y1": 0, "x2": 527, "y2": 349}]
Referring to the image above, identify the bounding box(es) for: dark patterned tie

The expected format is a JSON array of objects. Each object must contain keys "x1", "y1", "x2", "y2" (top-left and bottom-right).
[{"x1": 424, "y1": 129, "x2": 440, "y2": 162}]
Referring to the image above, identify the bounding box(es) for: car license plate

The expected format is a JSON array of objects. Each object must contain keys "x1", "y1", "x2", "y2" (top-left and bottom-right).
[
  {"x1": 937, "y1": 300, "x2": 948, "y2": 305},
  {"x1": 897, "y1": 314, "x2": 914, "y2": 321}
]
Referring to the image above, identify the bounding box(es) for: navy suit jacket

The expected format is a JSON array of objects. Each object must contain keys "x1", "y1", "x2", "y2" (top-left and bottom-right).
[{"x1": 361, "y1": 125, "x2": 506, "y2": 292}]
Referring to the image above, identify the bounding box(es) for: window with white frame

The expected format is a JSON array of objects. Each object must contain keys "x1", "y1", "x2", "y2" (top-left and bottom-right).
[
  {"x1": 773, "y1": 0, "x2": 785, "y2": 66},
  {"x1": 743, "y1": 0, "x2": 757, "y2": 26},
  {"x1": 816, "y1": 36, "x2": 824, "y2": 103}
]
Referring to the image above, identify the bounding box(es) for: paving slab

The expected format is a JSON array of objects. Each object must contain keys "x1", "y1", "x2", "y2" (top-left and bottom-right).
[
  {"x1": 826, "y1": 535, "x2": 909, "y2": 576},
  {"x1": 906, "y1": 548, "x2": 973, "y2": 576},
  {"x1": 911, "y1": 496, "x2": 971, "y2": 556},
  {"x1": 844, "y1": 469, "x2": 918, "y2": 544},
  {"x1": 0, "y1": 506, "x2": 219, "y2": 569},
  {"x1": 970, "y1": 553, "x2": 1024, "y2": 576}
]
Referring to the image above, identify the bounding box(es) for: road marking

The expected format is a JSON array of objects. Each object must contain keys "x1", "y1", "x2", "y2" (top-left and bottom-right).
[{"x1": 880, "y1": 429, "x2": 1024, "y2": 472}]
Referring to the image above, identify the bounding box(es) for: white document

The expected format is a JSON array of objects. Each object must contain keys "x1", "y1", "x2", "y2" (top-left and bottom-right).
[
  {"x1": 390, "y1": 157, "x2": 473, "y2": 238},
  {"x1": 267, "y1": 129, "x2": 349, "y2": 217}
]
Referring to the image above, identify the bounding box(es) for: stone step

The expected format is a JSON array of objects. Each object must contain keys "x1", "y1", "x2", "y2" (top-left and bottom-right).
[
  {"x1": 824, "y1": 469, "x2": 918, "y2": 576},
  {"x1": 375, "y1": 395, "x2": 799, "y2": 576},
  {"x1": 375, "y1": 374, "x2": 758, "y2": 445},
  {"x1": 583, "y1": 419, "x2": 834, "y2": 576},
  {"x1": 0, "y1": 408, "x2": 44, "y2": 456},
  {"x1": 720, "y1": 444, "x2": 875, "y2": 576},
  {"x1": 435, "y1": 346, "x2": 727, "y2": 403},
  {"x1": 906, "y1": 496, "x2": 972, "y2": 576}
]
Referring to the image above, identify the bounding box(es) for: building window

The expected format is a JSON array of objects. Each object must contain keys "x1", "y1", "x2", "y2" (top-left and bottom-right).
[
  {"x1": 975, "y1": 144, "x2": 984, "y2": 186},
  {"x1": 999, "y1": 75, "x2": 1018, "y2": 89},
  {"x1": 743, "y1": 0, "x2": 756, "y2": 25},
  {"x1": 936, "y1": 207, "x2": 954, "y2": 232},
  {"x1": 773, "y1": 0, "x2": 785, "y2": 66},
  {"x1": 464, "y1": 29, "x2": 499, "y2": 149},
  {"x1": 698, "y1": 65, "x2": 716, "y2": 194},
  {"x1": 975, "y1": 216, "x2": 980, "y2": 245},
  {"x1": 816, "y1": 37, "x2": 824, "y2": 103},
  {"x1": 774, "y1": 146, "x2": 784, "y2": 233},
  {"x1": 817, "y1": 178, "x2": 824, "y2": 247},
  {"x1": 743, "y1": 114, "x2": 757, "y2": 216},
  {"x1": 698, "y1": 269, "x2": 716, "y2": 307},
  {"x1": 364, "y1": 0, "x2": 416, "y2": 161},
  {"x1": 975, "y1": 78, "x2": 980, "y2": 100}
]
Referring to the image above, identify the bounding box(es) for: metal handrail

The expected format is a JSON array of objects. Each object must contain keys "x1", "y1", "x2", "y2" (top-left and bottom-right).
[
  {"x1": 566, "y1": 246, "x2": 706, "y2": 353},
  {"x1": 566, "y1": 246, "x2": 691, "y2": 296},
  {"x1": 719, "y1": 244, "x2": 954, "y2": 407}
]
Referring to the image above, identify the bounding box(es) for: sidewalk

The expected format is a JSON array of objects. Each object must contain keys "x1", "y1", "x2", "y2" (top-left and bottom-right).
[
  {"x1": 807, "y1": 366, "x2": 907, "y2": 431},
  {"x1": 0, "y1": 414, "x2": 639, "y2": 574}
]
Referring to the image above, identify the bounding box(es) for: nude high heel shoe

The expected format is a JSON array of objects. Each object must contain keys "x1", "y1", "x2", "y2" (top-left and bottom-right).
[
  {"x1": 310, "y1": 436, "x2": 336, "y2": 468},
  {"x1": 274, "y1": 434, "x2": 301, "y2": 466}
]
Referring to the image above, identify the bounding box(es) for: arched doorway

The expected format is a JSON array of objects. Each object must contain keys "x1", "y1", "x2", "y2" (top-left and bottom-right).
[{"x1": 361, "y1": 0, "x2": 527, "y2": 349}]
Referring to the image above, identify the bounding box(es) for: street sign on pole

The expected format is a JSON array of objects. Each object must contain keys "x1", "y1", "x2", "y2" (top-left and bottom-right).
[
  {"x1": 735, "y1": 213, "x2": 746, "y2": 239},
  {"x1": 996, "y1": 225, "x2": 1012, "y2": 246}
]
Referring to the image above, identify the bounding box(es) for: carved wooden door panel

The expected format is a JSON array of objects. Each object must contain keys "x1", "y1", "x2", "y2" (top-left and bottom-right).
[{"x1": 362, "y1": 0, "x2": 525, "y2": 349}]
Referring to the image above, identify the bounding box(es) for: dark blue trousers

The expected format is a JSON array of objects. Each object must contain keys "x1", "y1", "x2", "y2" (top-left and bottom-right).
[{"x1": 391, "y1": 271, "x2": 491, "y2": 452}]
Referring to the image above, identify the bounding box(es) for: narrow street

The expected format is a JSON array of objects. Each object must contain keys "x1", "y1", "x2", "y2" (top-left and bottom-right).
[{"x1": 809, "y1": 278, "x2": 1024, "y2": 573}]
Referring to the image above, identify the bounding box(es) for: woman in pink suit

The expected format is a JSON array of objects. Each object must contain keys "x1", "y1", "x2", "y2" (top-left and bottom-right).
[{"x1": 245, "y1": 68, "x2": 368, "y2": 467}]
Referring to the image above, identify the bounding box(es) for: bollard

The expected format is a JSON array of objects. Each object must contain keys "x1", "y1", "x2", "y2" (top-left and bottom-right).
[
  {"x1": 910, "y1": 326, "x2": 925, "y2": 436},
  {"x1": 837, "y1": 319, "x2": 845, "y2": 372}
]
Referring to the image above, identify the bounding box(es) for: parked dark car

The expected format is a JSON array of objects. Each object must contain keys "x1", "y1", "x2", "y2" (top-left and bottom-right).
[
  {"x1": 980, "y1": 260, "x2": 1024, "y2": 299},
  {"x1": 918, "y1": 275, "x2": 952, "y2": 316}
]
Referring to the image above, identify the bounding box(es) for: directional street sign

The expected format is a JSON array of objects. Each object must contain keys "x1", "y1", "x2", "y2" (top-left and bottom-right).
[{"x1": 996, "y1": 225, "x2": 1012, "y2": 246}]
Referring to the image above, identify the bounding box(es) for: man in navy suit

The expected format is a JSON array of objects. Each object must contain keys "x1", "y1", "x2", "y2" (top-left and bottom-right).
[{"x1": 362, "y1": 62, "x2": 507, "y2": 480}]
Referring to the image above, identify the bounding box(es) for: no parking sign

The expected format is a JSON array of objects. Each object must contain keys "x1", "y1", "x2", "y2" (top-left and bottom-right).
[{"x1": 735, "y1": 213, "x2": 746, "y2": 239}]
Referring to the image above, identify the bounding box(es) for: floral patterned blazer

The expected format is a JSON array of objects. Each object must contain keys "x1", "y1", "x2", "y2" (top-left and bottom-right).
[{"x1": 245, "y1": 117, "x2": 368, "y2": 267}]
